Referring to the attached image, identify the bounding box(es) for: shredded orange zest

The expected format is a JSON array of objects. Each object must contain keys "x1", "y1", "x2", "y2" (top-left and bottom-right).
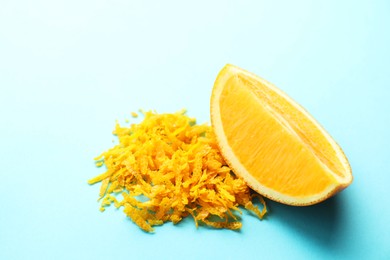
[
  {"x1": 131, "y1": 112, "x2": 138, "y2": 118},
  {"x1": 88, "y1": 110, "x2": 266, "y2": 232}
]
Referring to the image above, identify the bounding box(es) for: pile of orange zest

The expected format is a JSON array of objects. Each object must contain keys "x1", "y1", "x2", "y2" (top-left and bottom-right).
[{"x1": 88, "y1": 110, "x2": 267, "y2": 232}]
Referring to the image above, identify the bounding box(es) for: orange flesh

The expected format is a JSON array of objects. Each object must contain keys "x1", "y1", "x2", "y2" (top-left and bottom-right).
[
  {"x1": 219, "y1": 75, "x2": 341, "y2": 197},
  {"x1": 241, "y1": 75, "x2": 346, "y2": 179}
]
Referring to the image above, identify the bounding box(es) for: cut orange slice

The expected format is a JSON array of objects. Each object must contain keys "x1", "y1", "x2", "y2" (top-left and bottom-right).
[{"x1": 210, "y1": 64, "x2": 353, "y2": 206}]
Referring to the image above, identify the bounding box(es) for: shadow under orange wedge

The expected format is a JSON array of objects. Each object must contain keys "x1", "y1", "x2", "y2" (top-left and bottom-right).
[{"x1": 210, "y1": 64, "x2": 353, "y2": 206}]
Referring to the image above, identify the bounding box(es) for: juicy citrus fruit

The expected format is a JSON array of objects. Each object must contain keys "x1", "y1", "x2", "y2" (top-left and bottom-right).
[{"x1": 210, "y1": 64, "x2": 353, "y2": 206}]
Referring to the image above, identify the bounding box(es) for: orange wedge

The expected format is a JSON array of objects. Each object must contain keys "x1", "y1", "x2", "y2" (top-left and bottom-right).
[{"x1": 210, "y1": 64, "x2": 353, "y2": 206}]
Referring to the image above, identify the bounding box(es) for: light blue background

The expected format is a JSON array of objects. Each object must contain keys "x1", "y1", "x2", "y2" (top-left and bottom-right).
[{"x1": 1, "y1": 1, "x2": 389, "y2": 259}]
